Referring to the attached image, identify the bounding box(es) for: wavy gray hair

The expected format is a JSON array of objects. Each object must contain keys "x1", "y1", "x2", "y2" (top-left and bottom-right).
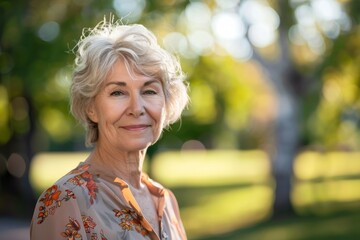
[{"x1": 70, "y1": 19, "x2": 189, "y2": 147}]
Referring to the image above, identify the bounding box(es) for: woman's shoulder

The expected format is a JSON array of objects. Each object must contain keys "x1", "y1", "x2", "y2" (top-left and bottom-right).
[
  {"x1": 36, "y1": 162, "x2": 99, "y2": 208},
  {"x1": 31, "y1": 162, "x2": 102, "y2": 239}
]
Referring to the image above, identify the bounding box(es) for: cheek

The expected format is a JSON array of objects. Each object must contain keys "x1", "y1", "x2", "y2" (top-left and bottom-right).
[
  {"x1": 148, "y1": 101, "x2": 166, "y2": 125},
  {"x1": 95, "y1": 102, "x2": 123, "y2": 124}
]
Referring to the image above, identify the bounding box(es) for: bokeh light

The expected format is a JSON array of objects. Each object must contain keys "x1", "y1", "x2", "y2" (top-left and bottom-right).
[
  {"x1": 7, "y1": 153, "x2": 26, "y2": 178},
  {"x1": 38, "y1": 21, "x2": 60, "y2": 42},
  {"x1": 0, "y1": 85, "x2": 11, "y2": 144},
  {"x1": 181, "y1": 139, "x2": 206, "y2": 151},
  {"x1": 113, "y1": 0, "x2": 146, "y2": 23},
  {"x1": 39, "y1": 108, "x2": 72, "y2": 142},
  {"x1": 290, "y1": 0, "x2": 351, "y2": 56}
]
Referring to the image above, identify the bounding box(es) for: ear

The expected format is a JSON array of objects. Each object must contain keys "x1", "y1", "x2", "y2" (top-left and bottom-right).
[{"x1": 86, "y1": 103, "x2": 99, "y2": 123}]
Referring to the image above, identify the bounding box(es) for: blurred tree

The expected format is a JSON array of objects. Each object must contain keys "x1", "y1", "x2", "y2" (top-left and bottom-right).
[
  {"x1": 239, "y1": 0, "x2": 303, "y2": 216},
  {"x1": 151, "y1": 0, "x2": 360, "y2": 218},
  {"x1": 153, "y1": 0, "x2": 360, "y2": 218},
  {"x1": 223, "y1": 0, "x2": 360, "y2": 217}
]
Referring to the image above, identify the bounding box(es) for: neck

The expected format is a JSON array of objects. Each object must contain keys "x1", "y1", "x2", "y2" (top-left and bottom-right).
[{"x1": 89, "y1": 142, "x2": 147, "y2": 189}]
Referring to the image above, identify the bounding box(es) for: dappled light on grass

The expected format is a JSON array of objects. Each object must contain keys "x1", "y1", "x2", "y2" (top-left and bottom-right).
[
  {"x1": 29, "y1": 152, "x2": 88, "y2": 194},
  {"x1": 151, "y1": 150, "x2": 271, "y2": 187},
  {"x1": 293, "y1": 151, "x2": 360, "y2": 215},
  {"x1": 151, "y1": 150, "x2": 273, "y2": 238},
  {"x1": 294, "y1": 151, "x2": 360, "y2": 180},
  {"x1": 181, "y1": 185, "x2": 273, "y2": 238},
  {"x1": 293, "y1": 179, "x2": 360, "y2": 215},
  {"x1": 217, "y1": 212, "x2": 360, "y2": 240}
]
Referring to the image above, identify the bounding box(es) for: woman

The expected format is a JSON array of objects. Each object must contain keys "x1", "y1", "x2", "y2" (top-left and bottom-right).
[{"x1": 30, "y1": 18, "x2": 189, "y2": 240}]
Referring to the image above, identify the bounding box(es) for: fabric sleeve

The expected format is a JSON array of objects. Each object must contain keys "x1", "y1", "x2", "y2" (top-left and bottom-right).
[
  {"x1": 30, "y1": 184, "x2": 88, "y2": 240},
  {"x1": 167, "y1": 189, "x2": 187, "y2": 239}
]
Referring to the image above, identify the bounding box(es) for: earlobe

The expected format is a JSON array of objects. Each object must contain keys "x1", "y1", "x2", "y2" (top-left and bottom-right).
[{"x1": 87, "y1": 104, "x2": 98, "y2": 123}]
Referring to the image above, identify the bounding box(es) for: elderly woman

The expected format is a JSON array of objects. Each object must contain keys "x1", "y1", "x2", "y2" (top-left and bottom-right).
[{"x1": 30, "y1": 19, "x2": 188, "y2": 240}]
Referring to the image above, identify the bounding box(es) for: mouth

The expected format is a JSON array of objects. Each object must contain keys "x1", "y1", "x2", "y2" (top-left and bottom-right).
[{"x1": 121, "y1": 124, "x2": 151, "y2": 131}]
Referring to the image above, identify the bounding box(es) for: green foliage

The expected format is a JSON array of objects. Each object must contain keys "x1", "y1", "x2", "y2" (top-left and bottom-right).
[
  {"x1": 155, "y1": 55, "x2": 275, "y2": 150},
  {"x1": 305, "y1": 31, "x2": 360, "y2": 150},
  {"x1": 0, "y1": 0, "x2": 359, "y2": 152}
]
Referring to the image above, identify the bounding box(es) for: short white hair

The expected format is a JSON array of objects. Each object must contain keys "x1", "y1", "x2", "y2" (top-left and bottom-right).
[{"x1": 70, "y1": 19, "x2": 189, "y2": 147}]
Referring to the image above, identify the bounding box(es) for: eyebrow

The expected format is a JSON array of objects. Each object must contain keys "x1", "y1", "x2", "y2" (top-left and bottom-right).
[{"x1": 105, "y1": 79, "x2": 160, "y2": 87}]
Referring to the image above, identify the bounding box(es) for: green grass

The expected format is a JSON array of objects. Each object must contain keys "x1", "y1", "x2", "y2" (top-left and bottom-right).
[
  {"x1": 171, "y1": 184, "x2": 273, "y2": 238},
  {"x1": 170, "y1": 183, "x2": 360, "y2": 240},
  {"x1": 151, "y1": 150, "x2": 360, "y2": 240},
  {"x1": 194, "y1": 211, "x2": 360, "y2": 240}
]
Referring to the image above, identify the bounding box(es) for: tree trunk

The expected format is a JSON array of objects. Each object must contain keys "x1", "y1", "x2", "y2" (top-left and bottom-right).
[
  {"x1": 272, "y1": 86, "x2": 299, "y2": 217},
  {"x1": 251, "y1": 27, "x2": 301, "y2": 217}
]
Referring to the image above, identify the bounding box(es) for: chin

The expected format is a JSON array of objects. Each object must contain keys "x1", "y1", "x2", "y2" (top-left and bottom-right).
[{"x1": 122, "y1": 142, "x2": 152, "y2": 152}]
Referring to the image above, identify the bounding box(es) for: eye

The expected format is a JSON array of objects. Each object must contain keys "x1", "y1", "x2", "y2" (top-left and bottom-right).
[
  {"x1": 110, "y1": 90, "x2": 124, "y2": 96},
  {"x1": 143, "y1": 89, "x2": 157, "y2": 95}
]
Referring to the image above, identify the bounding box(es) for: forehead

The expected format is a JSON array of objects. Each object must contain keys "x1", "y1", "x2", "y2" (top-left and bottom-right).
[{"x1": 102, "y1": 59, "x2": 165, "y2": 89}]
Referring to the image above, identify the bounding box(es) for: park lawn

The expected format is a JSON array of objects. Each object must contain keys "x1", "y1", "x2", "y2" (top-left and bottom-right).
[
  {"x1": 171, "y1": 184, "x2": 273, "y2": 238},
  {"x1": 193, "y1": 210, "x2": 360, "y2": 240},
  {"x1": 169, "y1": 182, "x2": 360, "y2": 240},
  {"x1": 152, "y1": 150, "x2": 360, "y2": 240},
  {"x1": 170, "y1": 182, "x2": 360, "y2": 240}
]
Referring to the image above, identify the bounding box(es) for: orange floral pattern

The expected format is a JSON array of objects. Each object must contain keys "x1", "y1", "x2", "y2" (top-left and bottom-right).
[
  {"x1": 113, "y1": 208, "x2": 149, "y2": 237},
  {"x1": 67, "y1": 170, "x2": 99, "y2": 205},
  {"x1": 61, "y1": 217, "x2": 82, "y2": 239},
  {"x1": 59, "y1": 216, "x2": 108, "y2": 240},
  {"x1": 82, "y1": 215, "x2": 96, "y2": 233},
  {"x1": 90, "y1": 229, "x2": 108, "y2": 240},
  {"x1": 37, "y1": 165, "x2": 99, "y2": 224},
  {"x1": 41, "y1": 185, "x2": 61, "y2": 207},
  {"x1": 37, "y1": 186, "x2": 76, "y2": 224}
]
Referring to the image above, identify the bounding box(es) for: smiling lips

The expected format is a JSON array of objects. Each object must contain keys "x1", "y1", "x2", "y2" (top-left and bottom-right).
[{"x1": 121, "y1": 124, "x2": 150, "y2": 131}]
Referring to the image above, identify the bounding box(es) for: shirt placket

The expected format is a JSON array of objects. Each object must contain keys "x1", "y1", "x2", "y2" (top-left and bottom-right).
[{"x1": 114, "y1": 177, "x2": 163, "y2": 240}]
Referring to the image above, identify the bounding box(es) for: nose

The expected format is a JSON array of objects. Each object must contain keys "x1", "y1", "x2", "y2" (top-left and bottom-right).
[{"x1": 126, "y1": 93, "x2": 144, "y2": 117}]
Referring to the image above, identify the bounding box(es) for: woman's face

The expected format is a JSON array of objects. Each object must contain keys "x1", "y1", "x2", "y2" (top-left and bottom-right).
[{"x1": 87, "y1": 59, "x2": 166, "y2": 152}]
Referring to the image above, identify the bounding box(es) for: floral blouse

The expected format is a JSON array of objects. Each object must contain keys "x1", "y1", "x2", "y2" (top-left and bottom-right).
[{"x1": 30, "y1": 161, "x2": 187, "y2": 240}]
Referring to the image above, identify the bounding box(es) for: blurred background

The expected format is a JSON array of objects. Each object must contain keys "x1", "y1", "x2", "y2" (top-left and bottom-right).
[{"x1": 1, "y1": 0, "x2": 360, "y2": 239}]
